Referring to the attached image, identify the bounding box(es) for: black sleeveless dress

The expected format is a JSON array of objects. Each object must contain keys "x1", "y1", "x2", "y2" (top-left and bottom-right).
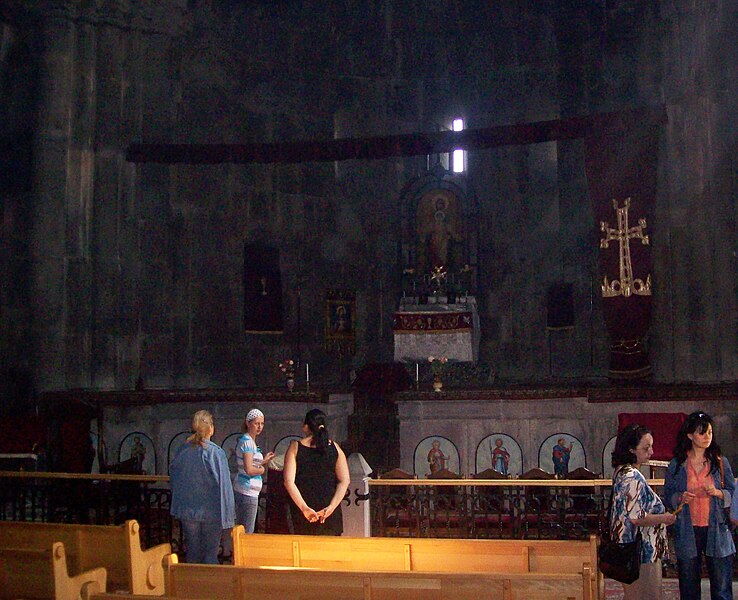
[{"x1": 291, "y1": 441, "x2": 343, "y2": 535}]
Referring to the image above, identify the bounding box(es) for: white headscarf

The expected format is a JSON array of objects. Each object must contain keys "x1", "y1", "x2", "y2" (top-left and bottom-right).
[{"x1": 246, "y1": 408, "x2": 264, "y2": 422}]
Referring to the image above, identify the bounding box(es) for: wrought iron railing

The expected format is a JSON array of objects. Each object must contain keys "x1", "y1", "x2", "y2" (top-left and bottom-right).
[
  {"x1": 0, "y1": 469, "x2": 293, "y2": 561},
  {"x1": 368, "y1": 478, "x2": 664, "y2": 540},
  {"x1": 0, "y1": 471, "x2": 175, "y2": 549},
  {"x1": 1, "y1": 471, "x2": 666, "y2": 544}
]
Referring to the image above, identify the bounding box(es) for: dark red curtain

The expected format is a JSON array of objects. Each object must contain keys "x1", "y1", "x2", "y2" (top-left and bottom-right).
[
  {"x1": 584, "y1": 116, "x2": 661, "y2": 378},
  {"x1": 618, "y1": 413, "x2": 687, "y2": 461}
]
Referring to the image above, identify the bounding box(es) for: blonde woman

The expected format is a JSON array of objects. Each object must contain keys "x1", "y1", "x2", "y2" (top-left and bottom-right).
[{"x1": 170, "y1": 410, "x2": 235, "y2": 563}]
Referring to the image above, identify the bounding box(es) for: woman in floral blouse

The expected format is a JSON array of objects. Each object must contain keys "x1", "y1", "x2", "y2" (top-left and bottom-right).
[{"x1": 610, "y1": 424, "x2": 676, "y2": 600}]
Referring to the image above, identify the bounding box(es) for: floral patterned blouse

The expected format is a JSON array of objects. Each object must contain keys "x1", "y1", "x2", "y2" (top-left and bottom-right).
[{"x1": 609, "y1": 464, "x2": 669, "y2": 563}]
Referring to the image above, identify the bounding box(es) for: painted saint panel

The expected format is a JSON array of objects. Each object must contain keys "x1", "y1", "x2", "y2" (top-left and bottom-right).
[
  {"x1": 167, "y1": 431, "x2": 190, "y2": 474},
  {"x1": 272, "y1": 435, "x2": 302, "y2": 470},
  {"x1": 118, "y1": 431, "x2": 156, "y2": 475},
  {"x1": 602, "y1": 436, "x2": 617, "y2": 478},
  {"x1": 538, "y1": 433, "x2": 586, "y2": 477},
  {"x1": 475, "y1": 434, "x2": 522, "y2": 477},
  {"x1": 220, "y1": 432, "x2": 243, "y2": 479},
  {"x1": 413, "y1": 436, "x2": 460, "y2": 477}
]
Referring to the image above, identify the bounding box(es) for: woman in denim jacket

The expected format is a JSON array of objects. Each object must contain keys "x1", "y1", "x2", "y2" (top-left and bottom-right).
[{"x1": 664, "y1": 411, "x2": 735, "y2": 600}]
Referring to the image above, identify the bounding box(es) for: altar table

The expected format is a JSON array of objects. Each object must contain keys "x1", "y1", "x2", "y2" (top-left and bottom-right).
[{"x1": 393, "y1": 296, "x2": 480, "y2": 363}]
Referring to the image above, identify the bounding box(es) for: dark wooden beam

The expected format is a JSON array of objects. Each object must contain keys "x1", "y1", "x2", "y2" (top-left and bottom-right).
[{"x1": 126, "y1": 106, "x2": 667, "y2": 165}]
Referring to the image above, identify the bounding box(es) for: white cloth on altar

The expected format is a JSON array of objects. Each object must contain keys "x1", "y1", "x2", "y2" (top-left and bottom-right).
[{"x1": 393, "y1": 297, "x2": 480, "y2": 363}]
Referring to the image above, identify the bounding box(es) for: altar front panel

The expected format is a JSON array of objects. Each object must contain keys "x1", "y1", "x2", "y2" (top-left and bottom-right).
[
  {"x1": 96, "y1": 391, "x2": 353, "y2": 475},
  {"x1": 394, "y1": 392, "x2": 738, "y2": 479},
  {"x1": 393, "y1": 298, "x2": 480, "y2": 363}
]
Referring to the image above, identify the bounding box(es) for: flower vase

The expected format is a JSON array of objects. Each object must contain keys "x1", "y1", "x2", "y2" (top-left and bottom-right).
[
  {"x1": 432, "y1": 374, "x2": 443, "y2": 392},
  {"x1": 286, "y1": 378, "x2": 295, "y2": 392}
]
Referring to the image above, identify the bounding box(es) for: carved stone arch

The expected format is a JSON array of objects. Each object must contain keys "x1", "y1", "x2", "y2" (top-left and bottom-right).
[{"x1": 399, "y1": 166, "x2": 478, "y2": 293}]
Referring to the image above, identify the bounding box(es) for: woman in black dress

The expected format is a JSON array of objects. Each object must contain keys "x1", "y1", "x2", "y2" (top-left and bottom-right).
[{"x1": 283, "y1": 408, "x2": 350, "y2": 535}]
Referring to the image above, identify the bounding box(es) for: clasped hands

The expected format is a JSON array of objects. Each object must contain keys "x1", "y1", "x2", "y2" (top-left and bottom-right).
[{"x1": 301, "y1": 505, "x2": 336, "y2": 524}]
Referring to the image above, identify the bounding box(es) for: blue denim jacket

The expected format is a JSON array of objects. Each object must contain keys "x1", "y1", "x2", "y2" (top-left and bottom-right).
[
  {"x1": 170, "y1": 439, "x2": 236, "y2": 529},
  {"x1": 664, "y1": 456, "x2": 735, "y2": 560}
]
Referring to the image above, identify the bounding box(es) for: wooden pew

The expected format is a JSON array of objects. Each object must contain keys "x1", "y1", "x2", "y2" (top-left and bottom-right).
[
  {"x1": 0, "y1": 519, "x2": 169, "y2": 595},
  {"x1": 231, "y1": 527, "x2": 602, "y2": 599},
  {"x1": 83, "y1": 554, "x2": 594, "y2": 600},
  {"x1": 0, "y1": 541, "x2": 107, "y2": 600}
]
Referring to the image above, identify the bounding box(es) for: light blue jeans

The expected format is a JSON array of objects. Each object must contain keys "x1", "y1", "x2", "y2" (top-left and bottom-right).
[
  {"x1": 180, "y1": 519, "x2": 223, "y2": 564},
  {"x1": 235, "y1": 493, "x2": 259, "y2": 533}
]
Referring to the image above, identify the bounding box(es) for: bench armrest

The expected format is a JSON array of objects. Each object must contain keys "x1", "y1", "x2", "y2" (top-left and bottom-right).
[
  {"x1": 130, "y1": 543, "x2": 171, "y2": 595},
  {"x1": 53, "y1": 542, "x2": 108, "y2": 600}
]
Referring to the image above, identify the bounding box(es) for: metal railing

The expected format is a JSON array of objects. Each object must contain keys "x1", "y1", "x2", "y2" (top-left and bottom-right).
[
  {"x1": 368, "y1": 478, "x2": 665, "y2": 540},
  {"x1": 0, "y1": 470, "x2": 174, "y2": 549}
]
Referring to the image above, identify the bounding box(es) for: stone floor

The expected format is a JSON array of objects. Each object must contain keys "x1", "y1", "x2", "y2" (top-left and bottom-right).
[{"x1": 605, "y1": 578, "x2": 738, "y2": 599}]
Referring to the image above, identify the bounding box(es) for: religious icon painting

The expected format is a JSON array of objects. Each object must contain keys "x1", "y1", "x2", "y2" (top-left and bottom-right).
[
  {"x1": 118, "y1": 431, "x2": 156, "y2": 475},
  {"x1": 243, "y1": 243, "x2": 284, "y2": 333},
  {"x1": 415, "y1": 188, "x2": 464, "y2": 276},
  {"x1": 413, "y1": 436, "x2": 460, "y2": 478},
  {"x1": 167, "y1": 431, "x2": 191, "y2": 474},
  {"x1": 538, "y1": 433, "x2": 586, "y2": 478},
  {"x1": 602, "y1": 436, "x2": 617, "y2": 478},
  {"x1": 324, "y1": 290, "x2": 356, "y2": 357},
  {"x1": 475, "y1": 434, "x2": 522, "y2": 477},
  {"x1": 220, "y1": 432, "x2": 243, "y2": 479}
]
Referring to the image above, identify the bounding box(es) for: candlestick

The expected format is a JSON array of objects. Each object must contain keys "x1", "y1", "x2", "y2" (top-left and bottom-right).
[
  {"x1": 306, "y1": 363, "x2": 310, "y2": 383},
  {"x1": 415, "y1": 363, "x2": 419, "y2": 382}
]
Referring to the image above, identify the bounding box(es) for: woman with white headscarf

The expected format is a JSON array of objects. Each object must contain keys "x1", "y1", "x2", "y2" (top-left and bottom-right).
[{"x1": 233, "y1": 408, "x2": 275, "y2": 533}]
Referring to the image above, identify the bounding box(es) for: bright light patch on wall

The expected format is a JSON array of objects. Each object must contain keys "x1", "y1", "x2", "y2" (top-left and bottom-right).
[
  {"x1": 452, "y1": 118, "x2": 465, "y2": 172},
  {"x1": 452, "y1": 149, "x2": 464, "y2": 172}
]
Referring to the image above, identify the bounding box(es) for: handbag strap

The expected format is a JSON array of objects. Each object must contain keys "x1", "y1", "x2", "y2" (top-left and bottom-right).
[
  {"x1": 604, "y1": 466, "x2": 623, "y2": 539},
  {"x1": 719, "y1": 456, "x2": 725, "y2": 488}
]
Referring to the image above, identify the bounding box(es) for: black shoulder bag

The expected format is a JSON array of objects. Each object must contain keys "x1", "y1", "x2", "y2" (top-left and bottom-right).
[{"x1": 598, "y1": 469, "x2": 642, "y2": 584}]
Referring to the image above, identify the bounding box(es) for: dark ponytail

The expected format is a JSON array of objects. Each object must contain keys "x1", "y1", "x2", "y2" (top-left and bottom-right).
[{"x1": 304, "y1": 408, "x2": 329, "y2": 453}]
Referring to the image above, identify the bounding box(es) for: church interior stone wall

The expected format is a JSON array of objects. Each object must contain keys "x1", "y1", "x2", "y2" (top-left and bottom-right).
[{"x1": 0, "y1": 1, "x2": 736, "y2": 406}]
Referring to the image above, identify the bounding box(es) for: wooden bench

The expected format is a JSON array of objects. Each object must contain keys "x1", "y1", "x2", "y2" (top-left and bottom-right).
[
  {"x1": 0, "y1": 519, "x2": 170, "y2": 596},
  {"x1": 231, "y1": 527, "x2": 602, "y2": 599},
  {"x1": 82, "y1": 553, "x2": 595, "y2": 600},
  {"x1": 0, "y1": 541, "x2": 107, "y2": 600}
]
